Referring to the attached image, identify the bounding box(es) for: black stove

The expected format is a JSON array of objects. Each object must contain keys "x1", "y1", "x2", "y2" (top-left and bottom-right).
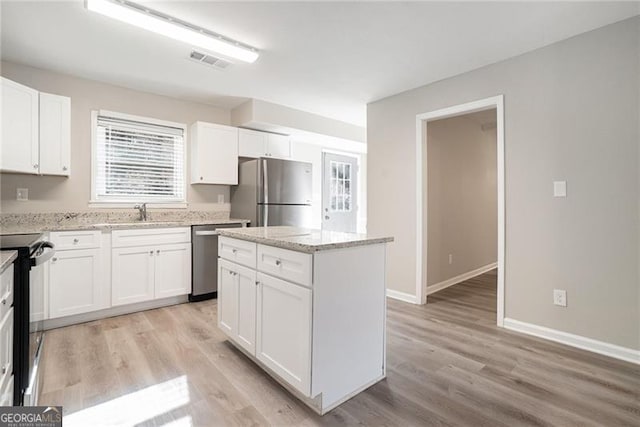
[{"x1": 0, "y1": 232, "x2": 54, "y2": 406}]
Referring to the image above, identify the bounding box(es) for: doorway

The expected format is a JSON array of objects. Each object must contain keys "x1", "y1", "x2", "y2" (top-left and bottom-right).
[
  {"x1": 415, "y1": 95, "x2": 505, "y2": 326},
  {"x1": 322, "y1": 152, "x2": 358, "y2": 232}
]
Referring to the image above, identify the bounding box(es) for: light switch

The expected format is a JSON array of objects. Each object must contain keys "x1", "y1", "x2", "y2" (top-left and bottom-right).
[
  {"x1": 553, "y1": 181, "x2": 567, "y2": 197},
  {"x1": 16, "y1": 188, "x2": 28, "y2": 201}
]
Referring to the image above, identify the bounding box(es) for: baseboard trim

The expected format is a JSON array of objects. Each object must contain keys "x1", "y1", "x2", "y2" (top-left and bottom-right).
[
  {"x1": 43, "y1": 295, "x2": 189, "y2": 330},
  {"x1": 386, "y1": 289, "x2": 420, "y2": 304},
  {"x1": 427, "y1": 262, "x2": 497, "y2": 295},
  {"x1": 503, "y1": 318, "x2": 640, "y2": 365}
]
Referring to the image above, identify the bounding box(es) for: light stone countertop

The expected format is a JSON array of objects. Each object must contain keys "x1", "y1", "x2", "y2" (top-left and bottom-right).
[
  {"x1": 0, "y1": 218, "x2": 250, "y2": 235},
  {"x1": 217, "y1": 226, "x2": 394, "y2": 253},
  {"x1": 0, "y1": 251, "x2": 17, "y2": 274}
]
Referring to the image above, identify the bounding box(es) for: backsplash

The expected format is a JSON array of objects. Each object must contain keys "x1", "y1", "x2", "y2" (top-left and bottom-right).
[{"x1": 0, "y1": 209, "x2": 231, "y2": 228}]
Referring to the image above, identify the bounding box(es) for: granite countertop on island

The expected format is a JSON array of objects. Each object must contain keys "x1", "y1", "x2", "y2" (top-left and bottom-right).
[
  {"x1": 217, "y1": 226, "x2": 393, "y2": 253},
  {"x1": 0, "y1": 250, "x2": 17, "y2": 274}
]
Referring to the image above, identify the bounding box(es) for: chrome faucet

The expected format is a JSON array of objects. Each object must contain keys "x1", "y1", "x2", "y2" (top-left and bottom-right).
[{"x1": 134, "y1": 203, "x2": 148, "y2": 221}]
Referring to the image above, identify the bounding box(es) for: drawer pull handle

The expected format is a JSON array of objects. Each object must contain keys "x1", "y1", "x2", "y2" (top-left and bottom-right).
[
  {"x1": 150, "y1": 251, "x2": 154, "y2": 256},
  {"x1": 52, "y1": 257, "x2": 58, "y2": 262},
  {"x1": 255, "y1": 281, "x2": 259, "y2": 286},
  {"x1": 156, "y1": 250, "x2": 160, "y2": 255},
  {"x1": 73, "y1": 238, "x2": 79, "y2": 244},
  {"x1": 275, "y1": 259, "x2": 281, "y2": 266},
  {"x1": 1, "y1": 299, "x2": 5, "y2": 306}
]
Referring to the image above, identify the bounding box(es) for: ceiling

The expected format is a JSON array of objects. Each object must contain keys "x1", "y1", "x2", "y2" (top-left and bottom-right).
[{"x1": 1, "y1": 1, "x2": 638, "y2": 127}]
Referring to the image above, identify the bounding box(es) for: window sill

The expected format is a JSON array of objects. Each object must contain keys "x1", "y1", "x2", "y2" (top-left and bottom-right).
[{"x1": 88, "y1": 201, "x2": 188, "y2": 209}]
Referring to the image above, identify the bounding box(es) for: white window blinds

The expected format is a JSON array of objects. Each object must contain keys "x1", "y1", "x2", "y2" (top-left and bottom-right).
[{"x1": 94, "y1": 114, "x2": 185, "y2": 202}]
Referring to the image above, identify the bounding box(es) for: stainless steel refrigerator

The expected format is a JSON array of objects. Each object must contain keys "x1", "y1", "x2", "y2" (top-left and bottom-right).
[{"x1": 231, "y1": 158, "x2": 313, "y2": 227}]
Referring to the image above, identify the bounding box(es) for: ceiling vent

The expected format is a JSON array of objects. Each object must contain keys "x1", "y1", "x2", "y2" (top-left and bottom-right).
[{"x1": 189, "y1": 50, "x2": 232, "y2": 70}]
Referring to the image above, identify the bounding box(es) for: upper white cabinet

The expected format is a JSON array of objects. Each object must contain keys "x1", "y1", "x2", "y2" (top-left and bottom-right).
[
  {"x1": 238, "y1": 128, "x2": 291, "y2": 159},
  {"x1": 0, "y1": 77, "x2": 71, "y2": 176},
  {"x1": 1, "y1": 77, "x2": 39, "y2": 174},
  {"x1": 39, "y1": 92, "x2": 71, "y2": 176},
  {"x1": 191, "y1": 121, "x2": 238, "y2": 185}
]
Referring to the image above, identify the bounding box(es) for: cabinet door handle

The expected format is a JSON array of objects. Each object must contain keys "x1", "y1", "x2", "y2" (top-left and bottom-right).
[
  {"x1": 200, "y1": 176, "x2": 203, "y2": 180},
  {"x1": 255, "y1": 281, "x2": 260, "y2": 286},
  {"x1": 149, "y1": 251, "x2": 154, "y2": 256},
  {"x1": 275, "y1": 259, "x2": 281, "y2": 266},
  {"x1": 62, "y1": 166, "x2": 68, "y2": 171},
  {"x1": 52, "y1": 257, "x2": 57, "y2": 262},
  {"x1": 1, "y1": 299, "x2": 6, "y2": 306},
  {"x1": 232, "y1": 248, "x2": 237, "y2": 254},
  {"x1": 1, "y1": 365, "x2": 6, "y2": 375},
  {"x1": 156, "y1": 250, "x2": 160, "y2": 255},
  {"x1": 73, "y1": 238, "x2": 79, "y2": 244},
  {"x1": 33, "y1": 164, "x2": 39, "y2": 169}
]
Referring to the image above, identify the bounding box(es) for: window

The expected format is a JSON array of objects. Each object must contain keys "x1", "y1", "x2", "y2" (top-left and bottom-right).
[
  {"x1": 92, "y1": 111, "x2": 186, "y2": 205},
  {"x1": 330, "y1": 160, "x2": 352, "y2": 212}
]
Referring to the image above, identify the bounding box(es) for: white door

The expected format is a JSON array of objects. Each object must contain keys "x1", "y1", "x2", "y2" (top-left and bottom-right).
[
  {"x1": 322, "y1": 152, "x2": 358, "y2": 232},
  {"x1": 39, "y1": 92, "x2": 71, "y2": 176},
  {"x1": 112, "y1": 246, "x2": 155, "y2": 306},
  {"x1": 218, "y1": 259, "x2": 238, "y2": 337},
  {"x1": 266, "y1": 134, "x2": 291, "y2": 159},
  {"x1": 1, "y1": 77, "x2": 39, "y2": 174},
  {"x1": 192, "y1": 122, "x2": 238, "y2": 184},
  {"x1": 235, "y1": 263, "x2": 257, "y2": 355},
  {"x1": 256, "y1": 272, "x2": 312, "y2": 396},
  {"x1": 154, "y1": 243, "x2": 191, "y2": 299},
  {"x1": 238, "y1": 128, "x2": 266, "y2": 158},
  {"x1": 49, "y1": 249, "x2": 103, "y2": 318}
]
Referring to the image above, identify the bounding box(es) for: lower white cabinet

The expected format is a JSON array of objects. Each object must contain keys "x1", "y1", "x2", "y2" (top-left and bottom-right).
[
  {"x1": 218, "y1": 259, "x2": 257, "y2": 354},
  {"x1": 154, "y1": 244, "x2": 191, "y2": 299},
  {"x1": 0, "y1": 307, "x2": 14, "y2": 400},
  {"x1": 255, "y1": 272, "x2": 312, "y2": 396},
  {"x1": 49, "y1": 249, "x2": 103, "y2": 318},
  {"x1": 0, "y1": 374, "x2": 13, "y2": 406},
  {"x1": 112, "y1": 243, "x2": 191, "y2": 306}
]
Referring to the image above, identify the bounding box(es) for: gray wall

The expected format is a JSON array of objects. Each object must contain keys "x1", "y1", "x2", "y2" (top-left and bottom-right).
[
  {"x1": 368, "y1": 17, "x2": 639, "y2": 349},
  {"x1": 0, "y1": 61, "x2": 231, "y2": 213},
  {"x1": 427, "y1": 111, "x2": 497, "y2": 287}
]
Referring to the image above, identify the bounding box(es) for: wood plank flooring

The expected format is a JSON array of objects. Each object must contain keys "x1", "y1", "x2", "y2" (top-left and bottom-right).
[{"x1": 39, "y1": 270, "x2": 640, "y2": 426}]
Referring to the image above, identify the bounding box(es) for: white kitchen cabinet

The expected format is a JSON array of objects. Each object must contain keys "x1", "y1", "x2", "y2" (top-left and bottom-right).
[
  {"x1": 256, "y1": 272, "x2": 312, "y2": 396},
  {"x1": 154, "y1": 243, "x2": 191, "y2": 299},
  {"x1": 112, "y1": 246, "x2": 156, "y2": 306},
  {"x1": 0, "y1": 308, "x2": 14, "y2": 399},
  {"x1": 39, "y1": 92, "x2": 71, "y2": 176},
  {"x1": 49, "y1": 249, "x2": 103, "y2": 318},
  {"x1": 112, "y1": 228, "x2": 191, "y2": 306},
  {"x1": 238, "y1": 128, "x2": 291, "y2": 159},
  {"x1": 1, "y1": 77, "x2": 39, "y2": 174},
  {"x1": 0, "y1": 375, "x2": 13, "y2": 406},
  {"x1": 191, "y1": 121, "x2": 238, "y2": 185},
  {"x1": 218, "y1": 259, "x2": 257, "y2": 355}
]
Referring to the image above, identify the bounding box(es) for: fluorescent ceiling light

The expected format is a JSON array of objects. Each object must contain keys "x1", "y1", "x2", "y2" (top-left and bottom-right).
[{"x1": 86, "y1": 0, "x2": 259, "y2": 63}]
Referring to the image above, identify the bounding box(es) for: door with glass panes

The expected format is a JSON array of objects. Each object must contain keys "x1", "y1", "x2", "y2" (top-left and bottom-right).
[{"x1": 322, "y1": 152, "x2": 358, "y2": 232}]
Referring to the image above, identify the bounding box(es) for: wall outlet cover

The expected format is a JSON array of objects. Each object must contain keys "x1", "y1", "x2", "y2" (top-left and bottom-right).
[
  {"x1": 553, "y1": 289, "x2": 567, "y2": 307},
  {"x1": 16, "y1": 188, "x2": 28, "y2": 201},
  {"x1": 553, "y1": 181, "x2": 567, "y2": 197},
  {"x1": 217, "y1": 194, "x2": 225, "y2": 204}
]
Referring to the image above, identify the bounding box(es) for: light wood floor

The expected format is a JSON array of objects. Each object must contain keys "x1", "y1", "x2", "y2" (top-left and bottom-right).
[{"x1": 39, "y1": 270, "x2": 640, "y2": 426}]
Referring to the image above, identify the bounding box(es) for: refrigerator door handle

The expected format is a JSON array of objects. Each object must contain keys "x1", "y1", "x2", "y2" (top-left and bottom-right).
[
  {"x1": 262, "y1": 158, "x2": 269, "y2": 204},
  {"x1": 263, "y1": 205, "x2": 269, "y2": 226}
]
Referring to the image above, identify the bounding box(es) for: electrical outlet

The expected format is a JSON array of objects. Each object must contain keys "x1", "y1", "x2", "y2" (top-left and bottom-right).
[
  {"x1": 553, "y1": 289, "x2": 567, "y2": 307},
  {"x1": 553, "y1": 181, "x2": 567, "y2": 197},
  {"x1": 448, "y1": 254, "x2": 453, "y2": 265},
  {"x1": 16, "y1": 188, "x2": 28, "y2": 201},
  {"x1": 217, "y1": 194, "x2": 224, "y2": 204}
]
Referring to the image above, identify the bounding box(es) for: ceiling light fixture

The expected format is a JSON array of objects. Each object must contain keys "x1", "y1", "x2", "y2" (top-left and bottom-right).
[{"x1": 85, "y1": 0, "x2": 259, "y2": 63}]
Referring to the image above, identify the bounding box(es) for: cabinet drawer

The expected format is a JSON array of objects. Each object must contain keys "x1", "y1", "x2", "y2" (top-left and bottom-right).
[
  {"x1": 49, "y1": 230, "x2": 101, "y2": 250},
  {"x1": 257, "y1": 245, "x2": 312, "y2": 287},
  {"x1": 0, "y1": 265, "x2": 13, "y2": 322},
  {"x1": 219, "y1": 237, "x2": 256, "y2": 269},
  {"x1": 112, "y1": 227, "x2": 190, "y2": 248},
  {"x1": 0, "y1": 308, "x2": 13, "y2": 394}
]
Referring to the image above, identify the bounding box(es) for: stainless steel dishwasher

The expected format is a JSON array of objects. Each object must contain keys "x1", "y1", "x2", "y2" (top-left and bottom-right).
[{"x1": 190, "y1": 223, "x2": 243, "y2": 301}]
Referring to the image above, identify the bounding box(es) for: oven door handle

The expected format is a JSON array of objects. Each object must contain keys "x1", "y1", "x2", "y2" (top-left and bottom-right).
[{"x1": 30, "y1": 242, "x2": 56, "y2": 266}]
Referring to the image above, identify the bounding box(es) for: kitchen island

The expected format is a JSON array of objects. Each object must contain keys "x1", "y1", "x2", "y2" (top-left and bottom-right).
[{"x1": 216, "y1": 226, "x2": 393, "y2": 415}]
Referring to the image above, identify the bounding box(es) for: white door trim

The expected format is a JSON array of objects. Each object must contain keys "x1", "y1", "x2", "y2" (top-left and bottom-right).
[{"x1": 415, "y1": 95, "x2": 505, "y2": 327}]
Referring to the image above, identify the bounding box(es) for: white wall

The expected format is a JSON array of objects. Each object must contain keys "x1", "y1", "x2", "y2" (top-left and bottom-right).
[
  {"x1": 368, "y1": 17, "x2": 639, "y2": 350},
  {"x1": 427, "y1": 110, "x2": 497, "y2": 287},
  {"x1": 0, "y1": 61, "x2": 231, "y2": 213}
]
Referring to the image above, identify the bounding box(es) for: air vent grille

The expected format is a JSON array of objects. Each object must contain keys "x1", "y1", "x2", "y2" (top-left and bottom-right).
[{"x1": 189, "y1": 50, "x2": 232, "y2": 70}]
